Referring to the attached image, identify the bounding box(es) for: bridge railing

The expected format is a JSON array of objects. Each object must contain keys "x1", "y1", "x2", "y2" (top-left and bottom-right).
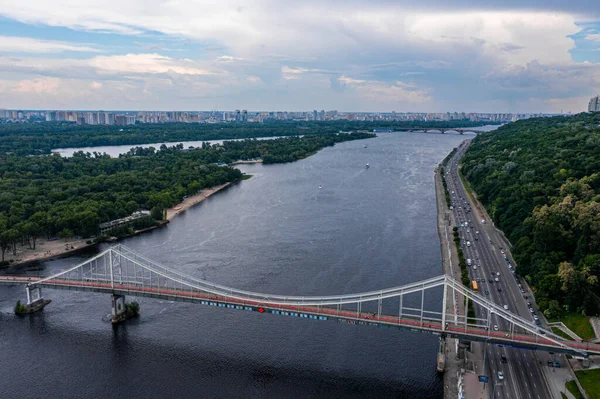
[{"x1": 24, "y1": 245, "x2": 585, "y2": 355}]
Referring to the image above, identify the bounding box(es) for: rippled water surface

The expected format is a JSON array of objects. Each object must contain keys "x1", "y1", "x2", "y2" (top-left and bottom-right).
[{"x1": 1, "y1": 132, "x2": 476, "y2": 398}]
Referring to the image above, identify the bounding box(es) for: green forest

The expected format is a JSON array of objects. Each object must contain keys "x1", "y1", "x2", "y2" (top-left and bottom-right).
[
  {"x1": 0, "y1": 133, "x2": 373, "y2": 263},
  {"x1": 0, "y1": 120, "x2": 489, "y2": 155},
  {"x1": 461, "y1": 113, "x2": 600, "y2": 317}
]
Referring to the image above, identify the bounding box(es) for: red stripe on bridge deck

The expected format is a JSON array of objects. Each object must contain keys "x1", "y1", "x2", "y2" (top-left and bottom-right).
[{"x1": 6, "y1": 277, "x2": 600, "y2": 354}]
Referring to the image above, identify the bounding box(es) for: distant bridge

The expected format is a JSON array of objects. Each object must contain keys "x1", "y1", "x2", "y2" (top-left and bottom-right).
[
  {"x1": 1, "y1": 245, "x2": 597, "y2": 357},
  {"x1": 390, "y1": 128, "x2": 487, "y2": 135}
]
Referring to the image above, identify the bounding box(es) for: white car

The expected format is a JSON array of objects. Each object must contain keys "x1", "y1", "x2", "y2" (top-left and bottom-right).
[
  {"x1": 493, "y1": 324, "x2": 499, "y2": 331},
  {"x1": 503, "y1": 305, "x2": 508, "y2": 310},
  {"x1": 501, "y1": 249, "x2": 505, "y2": 254},
  {"x1": 495, "y1": 278, "x2": 499, "y2": 282},
  {"x1": 498, "y1": 371, "x2": 504, "y2": 380},
  {"x1": 496, "y1": 272, "x2": 500, "y2": 276}
]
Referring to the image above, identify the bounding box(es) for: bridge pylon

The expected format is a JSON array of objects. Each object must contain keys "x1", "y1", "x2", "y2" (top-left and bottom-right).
[
  {"x1": 111, "y1": 294, "x2": 127, "y2": 323},
  {"x1": 26, "y1": 285, "x2": 43, "y2": 306}
]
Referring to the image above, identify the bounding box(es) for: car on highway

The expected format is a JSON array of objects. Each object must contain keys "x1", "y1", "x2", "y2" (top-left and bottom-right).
[
  {"x1": 489, "y1": 278, "x2": 494, "y2": 283},
  {"x1": 484, "y1": 290, "x2": 489, "y2": 295},
  {"x1": 501, "y1": 355, "x2": 507, "y2": 363},
  {"x1": 497, "y1": 371, "x2": 504, "y2": 380},
  {"x1": 503, "y1": 305, "x2": 508, "y2": 310},
  {"x1": 495, "y1": 277, "x2": 499, "y2": 282},
  {"x1": 497, "y1": 287, "x2": 502, "y2": 292},
  {"x1": 529, "y1": 308, "x2": 534, "y2": 313},
  {"x1": 501, "y1": 249, "x2": 505, "y2": 254},
  {"x1": 493, "y1": 324, "x2": 499, "y2": 331}
]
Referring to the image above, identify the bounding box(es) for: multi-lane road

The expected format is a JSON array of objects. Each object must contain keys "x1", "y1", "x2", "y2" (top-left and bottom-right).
[{"x1": 446, "y1": 140, "x2": 556, "y2": 399}]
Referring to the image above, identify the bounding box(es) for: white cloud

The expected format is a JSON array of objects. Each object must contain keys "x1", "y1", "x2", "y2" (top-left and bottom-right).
[
  {"x1": 89, "y1": 53, "x2": 215, "y2": 75},
  {"x1": 0, "y1": 1, "x2": 597, "y2": 112},
  {"x1": 406, "y1": 12, "x2": 579, "y2": 65},
  {"x1": 338, "y1": 76, "x2": 430, "y2": 104},
  {"x1": 586, "y1": 33, "x2": 600, "y2": 42},
  {"x1": 281, "y1": 66, "x2": 308, "y2": 80},
  {"x1": 0, "y1": 35, "x2": 100, "y2": 53}
]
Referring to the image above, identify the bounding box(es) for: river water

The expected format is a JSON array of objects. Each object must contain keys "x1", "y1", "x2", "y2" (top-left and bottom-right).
[{"x1": 1, "y1": 132, "x2": 477, "y2": 398}]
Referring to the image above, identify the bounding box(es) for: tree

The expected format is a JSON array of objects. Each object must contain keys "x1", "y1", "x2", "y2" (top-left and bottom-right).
[
  {"x1": 59, "y1": 228, "x2": 74, "y2": 240},
  {"x1": 150, "y1": 207, "x2": 164, "y2": 221},
  {"x1": 0, "y1": 215, "x2": 9, "y2": 262}
]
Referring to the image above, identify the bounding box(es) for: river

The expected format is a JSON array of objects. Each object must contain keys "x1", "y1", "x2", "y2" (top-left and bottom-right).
[{"x1": 1, "y1": 131, "x2": 482, "y2": 398}]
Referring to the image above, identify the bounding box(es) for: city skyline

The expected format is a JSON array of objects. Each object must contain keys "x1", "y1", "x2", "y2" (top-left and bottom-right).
[
  {"x1": 0, "y1": 1, "x2": 599, "y2": 113},
  {"x1": 0, "y1": 108, "x2": 546, "y2": 125}
]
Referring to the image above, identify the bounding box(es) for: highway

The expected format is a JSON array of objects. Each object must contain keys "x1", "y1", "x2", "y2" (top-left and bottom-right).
[{"x1": 445, "y1": 140, "x2": 555, "y2": 399}]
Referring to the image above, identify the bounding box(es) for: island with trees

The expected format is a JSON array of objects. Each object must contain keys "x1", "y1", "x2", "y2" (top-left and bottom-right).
[
  {"x1": 0, "y1": 132, "x2": 374, "y2": 266},
  {"x1": 461, "y1": 112, "x2": 600, "y2": 322},
  {"x1": 0, "y1": 120, "x2": 491, "y2": 156}
]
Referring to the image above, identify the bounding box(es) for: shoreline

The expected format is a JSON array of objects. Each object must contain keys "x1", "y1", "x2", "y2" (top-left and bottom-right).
[
  {"x1": 166, "y1": 182, "x2": 232, "y2": 221},
  {"x1": 1, "y1": 182, "x2": 236, "y2": 268},
  {"x1": 435, "y1": 160, "x2": 463, "y2": 399},
  {"x1": 230, "y1": 159, "x2": 262, "y2": 165}
]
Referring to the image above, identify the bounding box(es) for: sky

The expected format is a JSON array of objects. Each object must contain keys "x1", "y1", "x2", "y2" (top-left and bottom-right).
[{"x1": 0, "y1": 1, "x2": 599, "y2": 113}]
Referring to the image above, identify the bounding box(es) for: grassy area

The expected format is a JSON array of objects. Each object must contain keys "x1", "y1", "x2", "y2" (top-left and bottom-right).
[
  {"x1": 458, "y1": 168, "x2": 477, "y2": 205},
  {"x1": 552, "y1": 327, "x2": 575, "y2": 341},
  {"x1": 576, "y1": 369, "x2": 600, "y2": 399},
  {"x1": 566, "y1": 380, "x2": 585, "y2": 399},
  {"x1": 549, "y1": 312, "x2": 596, "y2": 340}
]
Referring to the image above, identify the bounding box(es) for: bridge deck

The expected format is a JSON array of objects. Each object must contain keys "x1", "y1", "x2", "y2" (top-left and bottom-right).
[{"x1": 1, "y1": 276, "x2": 598, "y2": 356}]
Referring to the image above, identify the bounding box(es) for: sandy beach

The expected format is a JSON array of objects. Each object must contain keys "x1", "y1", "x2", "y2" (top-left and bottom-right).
[
  {"x1": 166, "y1": 182, "x2": 231, "y2": 220},
  {"x1": 1, "y1": 182, "x2": 233, "y2": 267},
  {"x1": 230, "y1": 159, "x2": 263, "y2": 165}
]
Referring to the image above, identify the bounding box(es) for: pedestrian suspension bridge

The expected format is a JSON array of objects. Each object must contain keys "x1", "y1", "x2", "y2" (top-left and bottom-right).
[{"x1": 1, "y1": 245, "x2": 598, "y2": 357}]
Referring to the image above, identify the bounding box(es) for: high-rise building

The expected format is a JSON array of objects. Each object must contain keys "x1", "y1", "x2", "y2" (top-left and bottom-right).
[
  {"x1": 589, "y1": 95, "x2": 600, "y2": 112},
  {"x1": 242, "y1": 109, "x2": 247, "y2": 122}
]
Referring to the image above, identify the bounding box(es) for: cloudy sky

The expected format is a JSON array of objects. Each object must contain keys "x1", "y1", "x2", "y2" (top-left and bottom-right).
[{"x1": 0, "y1": 1, "x2": 599, "y2": 113}]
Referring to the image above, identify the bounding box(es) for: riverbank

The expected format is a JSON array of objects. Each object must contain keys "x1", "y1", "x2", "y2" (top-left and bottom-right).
[
  {"x1": 435, "y1": 158, "x2": 465, "y2": 399},
  {"x1": 0, "y1": 182, "x2": 237, "y2": 268},
  {"x1": 230, "y1": 159, "x2": 262, "y2": 165},
  {"x1": 166, "y1": 182, "x2": 232, "y2": 221}
]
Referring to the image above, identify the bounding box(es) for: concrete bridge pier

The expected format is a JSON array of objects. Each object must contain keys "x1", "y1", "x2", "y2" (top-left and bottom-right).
[
  {"x1": 16, "y1": 285, "x2": 51, "y2": 314},
  {"x1": 111, "y1": 294, "x2": 127, "y2": 323},
  {"x1": 26, "y1": 286, "x2": 43, "y2": 305}
]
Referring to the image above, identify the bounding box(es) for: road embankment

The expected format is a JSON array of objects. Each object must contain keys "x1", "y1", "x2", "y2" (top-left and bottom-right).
[{"x1": 435, "y1": 159, "x2": 463, "y2": 399}]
